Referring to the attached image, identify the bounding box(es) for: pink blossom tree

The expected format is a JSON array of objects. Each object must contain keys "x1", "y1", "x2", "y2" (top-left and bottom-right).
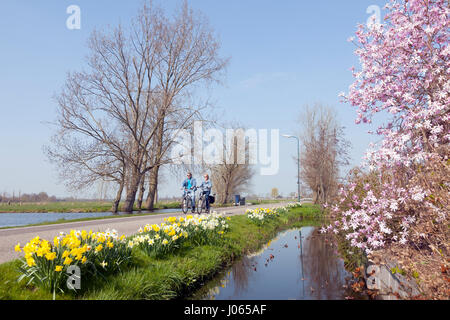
[{"x1": 329, "y1": 0, "x2": 449, "y2": 256}]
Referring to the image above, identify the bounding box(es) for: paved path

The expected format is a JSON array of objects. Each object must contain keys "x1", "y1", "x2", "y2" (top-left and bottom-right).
[{"x1": 0, "y1": 202, "x2": 291, "y2": 264}]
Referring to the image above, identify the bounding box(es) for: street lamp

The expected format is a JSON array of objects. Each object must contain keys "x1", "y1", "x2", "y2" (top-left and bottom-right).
[{"x1": 282, "y1": 134, "x2": 301, "y2": 203}]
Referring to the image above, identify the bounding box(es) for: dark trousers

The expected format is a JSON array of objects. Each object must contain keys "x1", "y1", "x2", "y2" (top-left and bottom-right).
[{"x1": 203, "y1": 191, "x2": 210, "y2": 210}]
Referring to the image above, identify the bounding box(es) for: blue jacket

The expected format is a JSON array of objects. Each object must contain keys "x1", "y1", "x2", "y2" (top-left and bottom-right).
[
  {"x1": 199, "y1": 180, "x2": 212, "y2": 192},
  {"x1": 182, "y1": 178, "x2": 197, "y2": 190}
]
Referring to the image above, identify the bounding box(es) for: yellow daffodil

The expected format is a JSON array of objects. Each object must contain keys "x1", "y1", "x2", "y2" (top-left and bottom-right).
[
  {"x1": 55, "y1": 265, "x2": 63, "y2": 272},
  {"x1": 26, "y1": 257, "x2": 36, "y2": 267},
  {"x1": 15, "y1": 243, "x2": 21, "y2": 252},
  {"x1": 81, "y1": 256, "x2": 87, "y2": 264},
  {"x1": 31, "y1": 236, "x2": 40, "y2": 245},
  {"x1": 70, "y1": 248, "x2": 80, "y2": 257},
  {"x1": 36, "y1": 247, "x2": 45, "y2": 257},
  {"x1": 45, "y1": 252, "x2": 57, "y2": 261},
  {"x1": 95, "y1": 244, "x2": 103, "y2": 253},
  {"x1": 63, "y1": 257, "x2": 73, "y2": 265},
  {"x1": 168, "y1": 217, "x2": 177, "y2": 224}
]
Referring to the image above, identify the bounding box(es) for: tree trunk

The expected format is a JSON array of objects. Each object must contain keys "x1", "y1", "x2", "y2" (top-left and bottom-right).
[
  {"x1": 122, "y1": 169, "x2": 141, "y2": 213},
  {"x1": 136, "y1": 176, "x2": 146, "y2": 211},
  {"x1": 111, "y1": 180, "x2": 124, "y2": 214},
  {"x1": 222, "y1": 181, "x2": 230, "y2": 205},
  {"x1": 145, "y1": 165, "x2": 159, "y2": 210}
]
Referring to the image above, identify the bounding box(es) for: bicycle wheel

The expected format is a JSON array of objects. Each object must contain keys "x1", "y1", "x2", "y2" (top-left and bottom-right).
[
  {"x1": 197, "y1": 197, "x2": 203, "y2": 214},
  {"x1": 203, "y1": 196, "x2": 208, "y2": 213},
  {"x1": 182, "y1": 197, "x2": 189, "y2": 214}
]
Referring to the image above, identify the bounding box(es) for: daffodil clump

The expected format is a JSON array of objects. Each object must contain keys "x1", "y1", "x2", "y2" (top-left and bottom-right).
[
  {"x1": 15, "y1": 229, "x2": 131, "y2": 294},
  {"x1": 246, "y1": 203, "x2": 302, "y2": 225},
  {"x1": 246, "y1": 208, "x2": 280, "y2": 225},
  {"x1": 285, "y1": 202, "x2": 302, "y2": 209},
  {"x1": 130, "y1": 212, "x2": 230, "y2": 257}
]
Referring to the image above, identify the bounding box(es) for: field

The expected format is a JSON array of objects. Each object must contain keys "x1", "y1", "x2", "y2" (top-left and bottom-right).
[{"x1": 0, "y1": 201, "x2": 181, "y2": 213}]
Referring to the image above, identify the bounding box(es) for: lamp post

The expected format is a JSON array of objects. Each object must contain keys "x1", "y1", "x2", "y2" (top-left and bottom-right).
[{"x1": 282, "y1": 134, "x2": 301, "y2": 203}]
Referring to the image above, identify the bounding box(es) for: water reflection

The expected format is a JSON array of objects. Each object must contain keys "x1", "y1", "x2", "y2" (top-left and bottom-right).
[
  {"x1": 193, "y1": 227, "x2": 359, "y2": 300},
  {"x1": 302, "y1": 228, "x2": 352, "y2": 299}
]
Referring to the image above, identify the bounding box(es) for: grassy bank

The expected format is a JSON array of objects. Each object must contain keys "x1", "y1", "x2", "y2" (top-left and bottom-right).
[
  {"x1": 0, "y1": 201, "x2": 181, "y2": 213},
  {"x1": 213, "y1": 199, "x2": 287, "y2": 208},
  {"x1": 0, "y1": 204, "x2": 321, "y2": 300}
]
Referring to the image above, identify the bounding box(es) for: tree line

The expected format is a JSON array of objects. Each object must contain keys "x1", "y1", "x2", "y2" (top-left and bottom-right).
[{"x1": 0, "y1": 192, "x2": 57, "y2": 203}]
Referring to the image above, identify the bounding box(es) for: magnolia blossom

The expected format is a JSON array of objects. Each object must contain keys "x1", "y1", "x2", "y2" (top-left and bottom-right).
[{"x1": 328, "y1": 0, "x2": 449, "y2": 253}]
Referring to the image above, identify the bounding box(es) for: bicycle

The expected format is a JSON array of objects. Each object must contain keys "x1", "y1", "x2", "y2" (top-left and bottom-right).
[
  {"x1": 197, "y1": 188, "x2": 215, "y2": 214},
  {"x1": 181, "y1": 188, "x2": 196, "y2": 214},
  {"x1": 196, "y1": 188, "x2": 208, "y2": 214}
]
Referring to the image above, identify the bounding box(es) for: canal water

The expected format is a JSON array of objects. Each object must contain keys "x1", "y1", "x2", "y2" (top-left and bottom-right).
[
  {"x1": 191, "y1": 227, "x2": 362, "y2": 300},
  {"x1": 0, "y1": 209, "x2": 180, "y2": 228}
]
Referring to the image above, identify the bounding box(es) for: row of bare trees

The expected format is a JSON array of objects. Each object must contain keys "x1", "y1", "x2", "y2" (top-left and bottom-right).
[
  {"x1": 0, "y1": 192, "x2": 57, "y2": 203},
  {"x1": 45, "y1": 1, "x2": 229, "y2": 213}
]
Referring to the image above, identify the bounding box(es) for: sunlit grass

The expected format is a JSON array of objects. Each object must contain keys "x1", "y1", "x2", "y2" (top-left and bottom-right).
[{"x1": 0, "y1": 201, "x2": 181, "y2": 213}]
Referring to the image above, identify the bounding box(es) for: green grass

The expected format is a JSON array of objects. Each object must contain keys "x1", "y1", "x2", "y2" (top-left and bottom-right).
[
  {"x1": 0, "y1": 201, "x2": 181, "y2": 213},
  {"x1": 212, "y1": 199, "x2": 287, "y2": 207},
  {"x1": 0, "y1": 204, "x2": 322, "y2": 300}
]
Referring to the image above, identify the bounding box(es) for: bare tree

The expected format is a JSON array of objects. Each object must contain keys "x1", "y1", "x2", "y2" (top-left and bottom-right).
[
  {"x1": 143, "y1": 0, "x2": 228, "y2": 210},
  {"x1": 297, "y1": 104, "x2": 350, "y2": 204},
  {"x1": 207, "y1": 125, "x2": 255, "y2": 205},
  {"x1": 46, "y1": 1, "x2": 227, "y2": 213}
]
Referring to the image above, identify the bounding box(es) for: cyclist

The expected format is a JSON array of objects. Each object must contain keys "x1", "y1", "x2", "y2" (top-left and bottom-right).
[
  {"x1": 181, "y1": 172, "x2": 197, "y2": 213},
  {"x1": 198, "y1": 173, "x2": 212, "y2": 213}
]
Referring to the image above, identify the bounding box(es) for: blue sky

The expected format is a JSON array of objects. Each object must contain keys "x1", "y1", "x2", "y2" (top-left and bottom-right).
[{"x1": 0, "y1": 0, "x2": 387, "y2": 199}]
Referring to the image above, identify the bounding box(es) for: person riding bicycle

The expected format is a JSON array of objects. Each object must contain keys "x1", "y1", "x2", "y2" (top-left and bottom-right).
[
  {"x1": 198, "y1": 173, "x2": 212, "y2": 213},
  {"x1": 181, "y1": 172, "x2": 197, "y2": 213}
]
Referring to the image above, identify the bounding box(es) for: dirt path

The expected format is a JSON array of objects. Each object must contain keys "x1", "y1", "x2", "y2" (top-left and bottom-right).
[{"x1": 0, "y1": 202, "x2": 292, "y2": 264}]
